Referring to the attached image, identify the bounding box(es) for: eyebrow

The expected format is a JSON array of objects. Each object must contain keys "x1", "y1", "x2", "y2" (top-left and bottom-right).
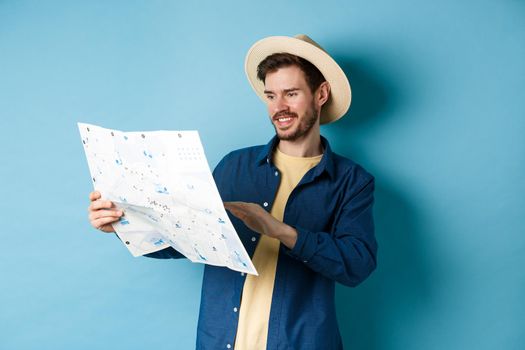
[{"x1": 263, "y1": 88, "x2": 300, "y2": 94}]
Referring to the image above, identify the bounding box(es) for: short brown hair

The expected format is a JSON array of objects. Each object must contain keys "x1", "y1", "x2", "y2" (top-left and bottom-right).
[{"x1": 256, "y1": 53, "x2": 326, "y2": 93}]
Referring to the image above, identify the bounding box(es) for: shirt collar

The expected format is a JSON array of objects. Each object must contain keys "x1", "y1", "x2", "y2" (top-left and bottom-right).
[{"x1": 256, "y1": 135, "x2": 336, "y2": 179}]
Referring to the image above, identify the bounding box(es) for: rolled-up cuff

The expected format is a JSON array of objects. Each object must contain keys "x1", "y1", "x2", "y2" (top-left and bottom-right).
[{"x1": 286, "y1": 226, "x2": 316, "y2": 263}]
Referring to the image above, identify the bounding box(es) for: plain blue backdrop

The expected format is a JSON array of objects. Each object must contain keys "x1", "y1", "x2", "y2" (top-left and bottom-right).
[{"x1": 1, "y1": 1, "x2": 524, "y2": 349}]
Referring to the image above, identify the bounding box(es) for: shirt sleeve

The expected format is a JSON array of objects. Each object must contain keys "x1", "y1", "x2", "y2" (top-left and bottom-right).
[
  {"x1": 285, "y1": 177, "x2": 377, "y2": 287},
  {"x1": 144, "y1": 247, "x2": 185, "y2": 259},
  {"x1": 113, "y1": 233, "x2": 185, "y2": 259}
]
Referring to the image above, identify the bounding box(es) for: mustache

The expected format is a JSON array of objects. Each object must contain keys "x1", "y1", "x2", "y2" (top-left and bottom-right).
[{"x1": 272, "y1": 111, "x2": 298, "y2": 120}]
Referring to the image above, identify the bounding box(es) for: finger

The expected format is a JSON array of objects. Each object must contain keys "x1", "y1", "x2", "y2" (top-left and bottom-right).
[
  {"x1": 225, "y1": 201, "x2": 246, "y2": 207},
  {"x1": 226, "y1": 202, "x2": 260, "y2": 214},
  {"x1": 89, "y1": 209, "x2": 122, "y2": 221},
  {"x1": 89, "y1": 210, "x2": 122, "y2": 223},
  {"x1": 224, "y1": 202, "x2": 245, "y2": 211},
  {"x1": 89, "y1": 191, "x2": 101, "y2": 202},
  {"x1": 89, "y1": 200, "x2": 115, "y2": 212},
  {"x1": 91, "y1": 216, "x2": 120, "y2": 227},
  {"x1": 226, "y1": 202, "x2": 261, "y2": 213},
  {"x1": 92, "y1": 216, "x2": 120, "y2": 228},
  {"x1": 224, "y1": 206, "x2": 246, "y2": 220},
  {"x1": 224, "y1": 203, "x2": 240, "y2": 213}
]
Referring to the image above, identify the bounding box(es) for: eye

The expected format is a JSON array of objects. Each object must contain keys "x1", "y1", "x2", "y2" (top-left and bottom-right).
[
  {"x1": 265, "y1": 94, "x2": 275, "y2": 101},
  {"x1": 287, "y1": 92, "x2": 298, "y2": 97}
]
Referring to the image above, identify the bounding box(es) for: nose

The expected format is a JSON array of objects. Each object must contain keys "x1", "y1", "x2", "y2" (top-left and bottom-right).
[{"x1": 271, "y1": 96, "x2": 289, "y2": 115}]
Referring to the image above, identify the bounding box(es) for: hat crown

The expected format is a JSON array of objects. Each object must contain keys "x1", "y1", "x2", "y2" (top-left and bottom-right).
[{"x1": 294, "y1": 34, "x2": 327, "y2": 53}]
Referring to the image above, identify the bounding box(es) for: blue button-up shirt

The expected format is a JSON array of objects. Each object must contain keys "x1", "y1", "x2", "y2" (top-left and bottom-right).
[{"x1": 146, "y1": 135, "x2": 377, "y2": 349}]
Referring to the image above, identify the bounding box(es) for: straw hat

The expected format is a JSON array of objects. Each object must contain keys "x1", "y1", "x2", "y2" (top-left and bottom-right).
[{"x1": 245, "y1": 34, "x2": 351, "y2": 124}]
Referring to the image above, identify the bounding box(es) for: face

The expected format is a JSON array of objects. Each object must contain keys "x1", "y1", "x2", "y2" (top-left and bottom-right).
[{"x1": 263, "y1": 65, "x2": 320, "y2": 141}]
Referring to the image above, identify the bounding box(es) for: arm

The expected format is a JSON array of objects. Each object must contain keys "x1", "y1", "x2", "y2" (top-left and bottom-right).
[
  {"x1": 225, "y1": 178, "x2": 377, "y2": 287},
  {"x1": 285, "y1": 178, "x2": 377, "y2": 287}
]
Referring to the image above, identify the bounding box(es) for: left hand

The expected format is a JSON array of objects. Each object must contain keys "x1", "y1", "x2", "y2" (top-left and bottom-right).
[{"x1": 224, "y1": 201, "x2": 297, "y2": 249}]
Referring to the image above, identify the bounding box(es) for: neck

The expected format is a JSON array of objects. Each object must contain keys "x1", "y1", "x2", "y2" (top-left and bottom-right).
[{"x1": 277, "y1": 126, "x2": 323, "y2": 157}]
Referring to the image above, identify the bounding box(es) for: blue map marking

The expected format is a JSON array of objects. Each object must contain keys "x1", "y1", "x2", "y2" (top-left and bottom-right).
[
  {"x1": 234, "y1": 250, "x2": 248, "y2": 267},
  {"x1": 194, "y1": 247, "x2": 207, "y2": 261},
  {"x1": 120, "y1": 217, "x2": 130, "y2": 225},
  {"x1": 147, "y1": 214, "x2": 159, "y2": 222},
  {"x1": 115, "y1": 152, "x2": 123, "y2": 165},
  {"x1": 153, "y1": 239, "x2": 164, "y2": 246},
  {"x1": 154, "y1": 184, "x2": 169, "y2": 194}
]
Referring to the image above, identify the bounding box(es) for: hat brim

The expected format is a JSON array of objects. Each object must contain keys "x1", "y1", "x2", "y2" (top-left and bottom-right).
[{"x1": 245, "y1": 36, "x2": 351, "y2": 124}]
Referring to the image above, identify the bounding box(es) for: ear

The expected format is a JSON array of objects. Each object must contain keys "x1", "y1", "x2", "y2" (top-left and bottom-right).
[{"x1": 316, "y1": 81, "x2": 331, "y2": 108}]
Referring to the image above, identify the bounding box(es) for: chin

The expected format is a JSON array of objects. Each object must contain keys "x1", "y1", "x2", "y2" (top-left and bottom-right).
[
  {"x1": 274, "y1": 127, "x2": 295, "y2": 141},
  {"x1": 276, "y1": 131, "x2": 300, "y2": 141}
]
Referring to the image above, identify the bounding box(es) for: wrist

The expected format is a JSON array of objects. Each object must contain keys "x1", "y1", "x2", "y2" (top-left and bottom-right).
[{"x1": 274, "y1": 223, "x2": 297, "y2": 249}]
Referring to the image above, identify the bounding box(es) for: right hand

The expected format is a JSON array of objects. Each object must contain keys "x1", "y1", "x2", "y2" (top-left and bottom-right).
[{"x1": 88, "y1": 191, "x2": 123, "y2": 233}]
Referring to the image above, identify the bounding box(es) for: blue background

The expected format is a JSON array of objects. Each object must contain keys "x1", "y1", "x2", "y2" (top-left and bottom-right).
[{"x1": 1, "y1": 1, "x2": 523, "y2": 349}]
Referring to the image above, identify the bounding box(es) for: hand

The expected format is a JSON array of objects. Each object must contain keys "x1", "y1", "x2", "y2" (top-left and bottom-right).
[
  {"x1": 224, "y1": 201, "x2": 297, "y2": 249},
  {"x1": 88, "y1": 191, "x2": 122, "y2": 233}
]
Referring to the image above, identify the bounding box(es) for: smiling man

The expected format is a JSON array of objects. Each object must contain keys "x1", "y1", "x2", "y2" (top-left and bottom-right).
[{"x1": 88, "y1": 34, "x2": 377, "y2": 349}]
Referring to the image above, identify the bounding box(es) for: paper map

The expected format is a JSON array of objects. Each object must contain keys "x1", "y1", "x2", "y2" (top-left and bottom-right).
[{"x1": 78, "y1": 122, "x2": 257, "y2": 275}]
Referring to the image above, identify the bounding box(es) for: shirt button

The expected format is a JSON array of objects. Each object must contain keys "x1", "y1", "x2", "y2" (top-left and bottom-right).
[
  {"x1": 241, "y1": 272, "x2": 245, "y2": 276},
  {"x1": 227, "y1": 344, "x2": 232, "y2": 349},
  {"x1": 274, "y1": 171, "x2": 279, "y2": 176},
  {"x1": 303, "y1": 260, "x2": 308, "y2": 263},
  {"x1": 233, "y1": 307, "x2": 238, "y2": 312},
  {"x1": 266, "y1": 158, "x2": 270, "y2": 164},
  {"x1": 251, "y1": 236, "x2": 257, "y2": 242},
  {"x1": 263, "y1": 202, "x2": 268, "y2": 207}
]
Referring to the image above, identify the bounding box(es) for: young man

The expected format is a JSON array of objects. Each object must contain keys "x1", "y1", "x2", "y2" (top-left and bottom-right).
[{"x1": 88, "y1": 34, "x2": 377, "y2": 349}]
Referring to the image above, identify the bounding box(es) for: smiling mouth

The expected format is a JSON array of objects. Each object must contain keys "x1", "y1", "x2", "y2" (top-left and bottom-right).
[
  {"x1": 273, "y1": 115, "x2": 296, "y2": 128},
  {"x1": 273, "y1": 112, "x2": 297, "y2": 121}
]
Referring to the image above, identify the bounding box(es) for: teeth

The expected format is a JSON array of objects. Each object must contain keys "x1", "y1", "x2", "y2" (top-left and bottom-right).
[{"x1": 278, "y1": 117, "x2": 292, "y2": 122}]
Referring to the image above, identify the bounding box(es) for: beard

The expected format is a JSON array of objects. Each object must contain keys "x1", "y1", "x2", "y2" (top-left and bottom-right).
[{"x1": 272, "y1": 104, "x2": 319, "y2": 141}]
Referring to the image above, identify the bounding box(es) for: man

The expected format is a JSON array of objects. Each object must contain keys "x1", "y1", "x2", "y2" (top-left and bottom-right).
[{"x1": 88, "y1": 34, "x2": 377, "y2": 349}]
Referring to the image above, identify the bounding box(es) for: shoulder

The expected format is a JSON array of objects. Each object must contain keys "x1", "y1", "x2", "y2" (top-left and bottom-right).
[
  {"x1": 332, "y1": 152, "x2": 373, "y2": 178},
  {"x1": 330, "y1": 151, "x2": 375, "y2": 192}
]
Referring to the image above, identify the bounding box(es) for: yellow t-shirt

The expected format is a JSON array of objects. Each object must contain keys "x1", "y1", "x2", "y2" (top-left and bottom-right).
[{"x1": 234, "y1": 147, "x2": 322, "y2": 350}]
